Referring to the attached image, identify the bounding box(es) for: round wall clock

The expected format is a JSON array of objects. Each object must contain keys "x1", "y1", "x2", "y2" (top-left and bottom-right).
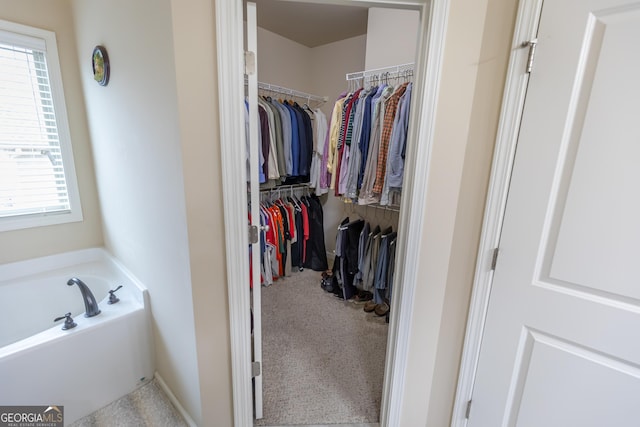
[{"x1": 92, "y1": 45, "x2": 110, "y2": 86}]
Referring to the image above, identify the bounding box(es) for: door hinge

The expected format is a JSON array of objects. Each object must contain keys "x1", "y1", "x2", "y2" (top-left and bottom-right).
[
  {"x1": 251, "y1": 361, "x2": 261, "y2": 378},
  {"x1": 465, "y1": 399, "x2": 472, "y2": 419},
  {"x1": 522, "y1": 39, "x2": 538, "y2": 73},
  {"x1": 249, "y1": 225, "x2": 259, "y2": 244},
  {"x1": 490, "y1": 248, "x2": 499, "y2": 271},
  {"x1": 244, "y1": 50, "x2": 256, "y2": 75}
]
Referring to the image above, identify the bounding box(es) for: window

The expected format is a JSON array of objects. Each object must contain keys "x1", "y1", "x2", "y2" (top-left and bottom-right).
[{"x1": 0, "y1": 19, "x2": 82, "y2": 232}]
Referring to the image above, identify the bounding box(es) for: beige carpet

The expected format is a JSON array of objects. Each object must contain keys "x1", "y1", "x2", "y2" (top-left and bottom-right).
[
  {"x1": 255, "y1": 269, "x2": 388, "y2": 426},
  {"x1": 69, "y1": 379, "x2": 187, "y2": 427}
]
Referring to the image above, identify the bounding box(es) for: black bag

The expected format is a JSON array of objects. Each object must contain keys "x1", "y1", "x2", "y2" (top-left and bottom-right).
[{"x1": 320, "y1": 271, "x2": 335, "y2": 293}]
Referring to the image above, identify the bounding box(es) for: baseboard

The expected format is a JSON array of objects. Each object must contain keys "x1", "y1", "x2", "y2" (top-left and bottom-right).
[{"x1": 154, "y1": 372, "x2": 197, "y2": 427}]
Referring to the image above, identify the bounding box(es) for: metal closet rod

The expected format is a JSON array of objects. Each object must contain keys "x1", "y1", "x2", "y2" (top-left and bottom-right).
[
  {"x1": 345, "y1": 62, "x2": 415, "y2": 82},
  {"x1": 259, "y1": 183, "x2": 310, "y2": 195},
  {"x1": 342, "y1": 198, "x2": 401, "y2": 213},
  {"x1": 247, "y1": 79, "x2": 329, "y2": 104}
]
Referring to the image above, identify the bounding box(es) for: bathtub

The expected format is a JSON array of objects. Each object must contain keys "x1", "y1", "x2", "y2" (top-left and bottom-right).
[{"x1": 0, "y1": 248, "x2": 154, "y2": 425}]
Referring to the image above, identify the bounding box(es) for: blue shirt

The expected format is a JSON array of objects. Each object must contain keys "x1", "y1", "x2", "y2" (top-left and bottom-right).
[
  {"x1": 387, "y1": 83, "x2": 412, "y2": 188},
  {"x1": 358, "y1": 88, "x2": 376, "y2": 189},
  {"x1": 282, "y1": 102, "x2": 301, "y2": 176}
]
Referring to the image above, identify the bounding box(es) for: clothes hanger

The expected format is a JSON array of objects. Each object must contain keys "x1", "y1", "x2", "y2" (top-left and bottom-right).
[{"x1": 287, "y1": 187, "x2": 301, "y2": 210}]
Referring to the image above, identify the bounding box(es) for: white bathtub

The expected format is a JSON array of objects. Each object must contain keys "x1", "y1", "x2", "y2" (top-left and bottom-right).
[{"x1": 0, "y1": 248, "x2": 154, "y2": 425}]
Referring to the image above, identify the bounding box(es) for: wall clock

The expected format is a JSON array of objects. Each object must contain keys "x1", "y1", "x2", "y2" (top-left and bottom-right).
[{"x1": 92, "y1": 45, "x2": 110, "y2": 86}]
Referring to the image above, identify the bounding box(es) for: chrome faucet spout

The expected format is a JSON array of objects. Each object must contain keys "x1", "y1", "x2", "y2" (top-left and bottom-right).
[{"x1": 67, "y1": 277, "x2": 101, "y2": 317}]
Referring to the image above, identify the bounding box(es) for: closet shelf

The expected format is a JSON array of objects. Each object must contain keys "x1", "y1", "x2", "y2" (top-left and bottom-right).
[
  {"x1": 246, "y1": 78, "x2": 328, "y2": 104},
  {"x1": 346, "y1": 62, "x2": 414, "y2": 82}
]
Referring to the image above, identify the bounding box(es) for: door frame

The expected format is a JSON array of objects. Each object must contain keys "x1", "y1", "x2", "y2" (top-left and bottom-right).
[
  {"x1": 214, "y1": 0, "x2": 449, "y2": 425},
  {"x1": 450, "y1": 0, "x2": 543, "y2": 425}
]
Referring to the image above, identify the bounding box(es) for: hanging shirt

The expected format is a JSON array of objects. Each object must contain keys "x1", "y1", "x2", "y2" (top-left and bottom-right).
[
  {"x1": 257, "y1": 105, "x2": 269, "y2": 179},
  {"x1": 258, "y1": 98, "x2": 281, "y2": 180},
  {"x1": 293, "y1": 102, "x2": 313, "y2": 178},
  {"x1": 259, "y1": 97, "x2": 284, "y2": 177},
  {"x1": 345, "y1": 88, "x2": 371, "y2": 199},
  {"x1": 381, "y1": 83, "x2": 413, "y2": 204},
  {"x1": 388, "y1": 82, "x2": 412, "y2": 188},
  {"x1": 357, "y1": 87, "x2": 377, "y2": 190},
  {"x1": 271, "y1": 99, "x2": 293, "y2": 176},
  {"x1": 300, "y1": 201, "x2": 310, "y2": 263},
  {"x1": 335, "y1": 90, "x2": 361, "y2": 195},
  {"x1": 373, "y1": 82, "x2": 408, "y2": 194},
  {"x1": 245, "y1": 100, "x2": 265, "y2": 183},
  {"x1": 327, "y1": 95, "x2": 348, "y2": 189},
  {"x1": 360, "y1": 85, "x2": 386, "y2": 188},
  {"x1": 310, "y1": 109, "x2": 329, "y2": 194},
  {"x1": 358, "y1": 85, "x2": 393, "y2": 204}
]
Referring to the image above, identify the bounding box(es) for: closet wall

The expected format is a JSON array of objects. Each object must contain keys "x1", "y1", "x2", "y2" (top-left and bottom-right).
[
  {"x1": 364, "y1": 8, "x2": 420, "y2": 70},
  {"x1": 256, "y1": 27, "x2": 313, "y2": 93}
]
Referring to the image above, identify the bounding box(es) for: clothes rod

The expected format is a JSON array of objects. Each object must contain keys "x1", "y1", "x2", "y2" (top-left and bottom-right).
[
  {"x1": 259, "y1": 184, "x2": 311, "y2": 193},
  {"x1": 346, "y1": 62, "x2": 415, "y2": 81},
  {"x1": 245, "y1": 78, "x2": 328, "y2": 104},
  {"x1": 342, "y1": 198, "x2": 401, "y2": 213}
]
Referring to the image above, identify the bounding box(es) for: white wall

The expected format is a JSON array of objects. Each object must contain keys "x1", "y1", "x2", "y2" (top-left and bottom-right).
[
  {"x1": 70, "y1": 0, "x2": 202, "y2": 424},
  {"x1": 257, "y1": 26, "x2": 313, "y2": 91},
  {"x1": 364, "y1": 7, "x2": 420, "y2": 70},
  {"x1": 0, "y1": 0, "x2": 103, "y2": 264}
]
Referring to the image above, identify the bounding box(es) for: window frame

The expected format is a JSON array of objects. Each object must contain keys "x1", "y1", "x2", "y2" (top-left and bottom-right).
[{"x1": 0, "y1": 19, "x2": 83, "y2": 232}]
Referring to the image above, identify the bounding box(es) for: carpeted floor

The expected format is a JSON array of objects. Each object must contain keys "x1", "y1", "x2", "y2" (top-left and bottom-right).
[
  {"x1": 255, "y1": 269, "x2": 389, "y2": 426},
  {"x1": 69, "y1": 379, "x2": 187, "y2": 427}
]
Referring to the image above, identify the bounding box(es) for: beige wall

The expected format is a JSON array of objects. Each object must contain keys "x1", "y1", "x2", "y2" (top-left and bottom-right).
[
  {"x1": 0, "y1": 0, "x2": 103, "y2": 264},
  {"x1": 70, "y1": 0, "x2": 204, "y2": 424},
  {"x1": 169, "y1": 0, "x2": 234, "y2": 425},
  {"x1": 365, "y1": 7, "x2": 420, "y2": 70},
  {"x1": 257, "y1": 26, "x2": 313, "y2": 91},
  {"x1": 399, "y1": 0, "x2": 518, "y2": 425}
]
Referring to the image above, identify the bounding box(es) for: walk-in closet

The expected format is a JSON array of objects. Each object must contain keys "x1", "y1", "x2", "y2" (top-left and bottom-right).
[{"x1": 246, "y1": 1, "x2": 421, "y2": 424}]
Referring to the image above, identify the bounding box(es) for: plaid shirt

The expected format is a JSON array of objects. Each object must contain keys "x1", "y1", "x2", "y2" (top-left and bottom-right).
[{"x1": 373, "y1": 83, "x2": 408, "y2": 194}]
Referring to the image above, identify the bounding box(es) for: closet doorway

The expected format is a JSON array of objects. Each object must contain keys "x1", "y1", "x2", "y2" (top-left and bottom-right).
[{"x1": 215, "y1": 0, "x2": 448, "y2": 426}]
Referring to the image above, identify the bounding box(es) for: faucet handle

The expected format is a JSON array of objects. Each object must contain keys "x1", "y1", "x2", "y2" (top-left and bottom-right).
[
  {"x1": 108, "y1": 285, "x2": 123, "y2": 305},
  {"x1": 54, "y1": 312, "x2": 77, "y2": 330}
]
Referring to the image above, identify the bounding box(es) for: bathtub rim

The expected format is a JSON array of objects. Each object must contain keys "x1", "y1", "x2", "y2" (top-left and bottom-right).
[
  {"x1": 0, "y1": 247, "x2": 148, "y2": 302},
  {"x1": 0, "y1": 247, "x2": 153, "y2": 356}
]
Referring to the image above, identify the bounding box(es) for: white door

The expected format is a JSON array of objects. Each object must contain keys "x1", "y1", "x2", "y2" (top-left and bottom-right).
[
  {"x1": 245, "y1": 1, "x2": 263, "y2": 420},
  {"x1": 468, "y1": 0, "x2": 640, "y2": 426}
]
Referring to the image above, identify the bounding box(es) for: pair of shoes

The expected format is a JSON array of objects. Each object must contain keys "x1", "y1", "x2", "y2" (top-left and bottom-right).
[
  {"x1": 363, "y1": 300, "x2": 377, "y2": 312},
  {"x1": 375, "y1": 302, "x2": 390, "y2": 316},
  {"x1": 353, "y1": 291, "x2": 373, "y2": 304}
]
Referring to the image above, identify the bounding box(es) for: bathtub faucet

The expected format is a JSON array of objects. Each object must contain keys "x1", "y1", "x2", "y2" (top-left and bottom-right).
[{"x1": 67, "y1": 277, "x2": 101, "y2": 317}]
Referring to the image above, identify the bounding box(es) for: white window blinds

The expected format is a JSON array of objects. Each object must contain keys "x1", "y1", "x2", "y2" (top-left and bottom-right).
[{"x1": 0, "y1": 22, "x2": 82, "y2": 231}]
